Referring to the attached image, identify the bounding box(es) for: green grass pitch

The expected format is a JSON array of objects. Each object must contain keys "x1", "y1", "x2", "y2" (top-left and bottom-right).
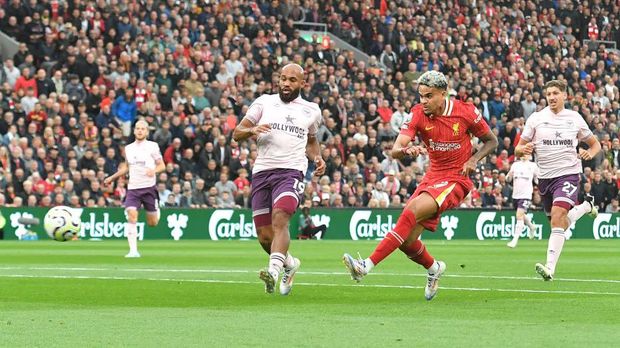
[{"x1": 0, "y1": 239, "x2": 618, "y2": 347}]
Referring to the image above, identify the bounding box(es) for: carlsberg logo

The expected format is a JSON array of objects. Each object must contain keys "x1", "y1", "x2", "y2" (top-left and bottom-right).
[
  {"x1": 79, "y1": 212, "x2": 145, "y2": 240},
  {"x1": 593, "y1": 213, "x2": 620, "y2": 239},
  {"x1": 208, "y1": 210, "x2": 256, "y2": 240},
  {"x1": 349, "y1": 211, "x2": 395, "y2": 240},
  {"x1": 475, "y1": 212, "x2": 542, "y2": 240}
]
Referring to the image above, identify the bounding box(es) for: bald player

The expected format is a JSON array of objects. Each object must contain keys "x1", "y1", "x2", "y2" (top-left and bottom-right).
[
  {"x1": 104, "y1": 120, "x2": 165, "y2": 258},
  {"x1": 233, "y1": 64, "x2": 326, "y2": 295}
]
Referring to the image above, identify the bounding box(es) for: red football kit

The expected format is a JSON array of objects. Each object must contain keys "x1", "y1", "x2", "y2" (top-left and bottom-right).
[{"x1": 400, "y1": 99, "x2": 490, "y2": 231}]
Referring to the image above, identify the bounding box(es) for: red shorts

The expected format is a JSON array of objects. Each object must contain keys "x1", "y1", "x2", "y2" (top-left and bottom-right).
[{"x1": 408, "y1": 176, "x2": 472, "y2": 232}]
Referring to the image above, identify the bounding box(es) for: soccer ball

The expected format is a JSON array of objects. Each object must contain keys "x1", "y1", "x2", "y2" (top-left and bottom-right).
[{"x1": 44, "y1": 206, "x2": 81, "y2": 241}]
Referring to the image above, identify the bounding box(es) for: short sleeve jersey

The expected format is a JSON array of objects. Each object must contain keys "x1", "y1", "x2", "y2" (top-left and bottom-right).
[
  {"x1": 520, "y1": 107, "x2": 592, "y2": 179},
  {"x1": 400, "y1": 99, "x2": 490, "y2": 179},
  {"x1": 125, "y1": 140, "x2": 162, "y2": 189},
  {"x1": 245, "y1": 94, "x2": 322, "y2": 175},
  {"x1": 508, "y1": 160, "x2": 539, "y2": 199}
]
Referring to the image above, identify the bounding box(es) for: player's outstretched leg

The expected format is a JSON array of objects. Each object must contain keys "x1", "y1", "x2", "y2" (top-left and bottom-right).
[
  {"x1": 342, "y1": 208, "x2": 418, "y2": 282},
  {"x1": 567, "y1": 193, "x2": 598, "y2": 225},
  {"x1": 342, "y1": 210, "x2": 414, "y2": 283},
  {"x1": 343, "y1": 193, "x2": 436, "y2": 284},
  {"x1": 342, "y1": 253, "x2": 369, "y2": 282}
]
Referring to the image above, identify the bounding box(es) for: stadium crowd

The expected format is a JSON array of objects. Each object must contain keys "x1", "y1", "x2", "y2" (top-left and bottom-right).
[{"x1": 0, "y1": 0, "x2": 619, "y2": 212}]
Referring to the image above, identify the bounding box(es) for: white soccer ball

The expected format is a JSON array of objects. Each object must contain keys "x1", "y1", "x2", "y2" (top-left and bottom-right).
[{"x1": 44, "y1": 206, "x2": 81, "y2": 242}]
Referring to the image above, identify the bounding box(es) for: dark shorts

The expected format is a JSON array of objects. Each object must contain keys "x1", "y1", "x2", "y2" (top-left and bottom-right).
[
  {"x1": 251, "y1": 169, "x2": 304, "y2": 217},
  {"x1": 124, "y1": 185, "x2": 159, "y2": 213},
  {"x1": 513, "y1": 199, "x2": 532, "y2": 211},
  {"x1": 538, "y1": 174, "x2": 580, "y2": 215}
]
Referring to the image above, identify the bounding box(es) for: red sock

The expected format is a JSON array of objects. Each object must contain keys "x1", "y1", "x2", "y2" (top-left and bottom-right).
[
  {"x1": 369, "y1": 209, "x2": 417, "y2": 265},
  {"x1": 400, "y1": 239, "x2": 435, "y2": 269}
]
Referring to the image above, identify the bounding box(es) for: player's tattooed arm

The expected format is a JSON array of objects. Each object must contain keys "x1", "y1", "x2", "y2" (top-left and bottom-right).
[
  {"x1": 232, "y1": 117, "x2": 271, "y2": 142},
  {"x1": 578, "y1": 135, "x2": 601, "y2": 161},
  {"x1": 306, "y1": 134, "x2": 325, "y2": 176},
  {"x1": 463, "y1": 131, "x2": 498, "y2": 176},
  {"x1": 391, "y1": 133, "x2": 426, "y2": 160},
  {"x1": 104, "y1": 162, "x2": 129, "y2": 186}
]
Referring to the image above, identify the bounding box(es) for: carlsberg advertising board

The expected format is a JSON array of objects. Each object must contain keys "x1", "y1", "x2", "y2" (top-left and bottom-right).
[{"x1": 0, "y1": 207, "x2": 609, "y2": 241}]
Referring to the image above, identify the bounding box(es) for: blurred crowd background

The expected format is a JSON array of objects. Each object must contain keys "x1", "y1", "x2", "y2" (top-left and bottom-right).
[{"x1": 0, "y1": 0, "x2": 619, "y2": 212}]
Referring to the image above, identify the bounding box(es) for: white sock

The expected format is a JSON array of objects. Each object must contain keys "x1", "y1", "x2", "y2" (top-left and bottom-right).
[
  {"x1": 363, "y1": 258, "x2": 375, "y2": 273},
  {"x1": 546, "y1": 228, "x2": 565, "y2": 274},
  {"x1": 567, "y1": 202, "x2": 592, "y2": 226},
  {"x1": 427, "y1": 261, "x2": 440, "y2": 274},
  {"x1": 512, "y1": 219, "x2": 524, "y2": 241},
  {"x1": 126, "y1": 222, "x2": 138, "y2": 253},
  {"x1": 283, "y1": 252, "x2": 295, "y2": 269},
  {"x1": 269, "y1": 252, "x2": 285, "y2": 278}
]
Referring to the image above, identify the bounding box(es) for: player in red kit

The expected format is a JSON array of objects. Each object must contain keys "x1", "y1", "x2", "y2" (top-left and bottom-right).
[{"x1": 343, "y1": 71, "x2": 498, "y2": 300}]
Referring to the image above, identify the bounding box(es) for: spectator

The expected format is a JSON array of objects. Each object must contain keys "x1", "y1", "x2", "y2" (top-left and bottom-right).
[
  {"x1": 297, "y1": 206, "x2": 327, "y2": 239},
  {"x1": 111, "y1": 89, "x2": 137, "y2": 138},
  {"x1": 214, "y1": 173, "x2": 237, "y2": 196},
  {"x1": 380, "y1": 169, "x2": 401, "y2": 196},
  {"x1": 189, "y1": 179, "x2": 209, "y2": 208},
  {"x1": 235, "y1": 186, "x2": 252, "y2": 209},
  {"x1": 163, "y1": 138, "x2": 183, "y2": 165},
  {"x1": 0, "y1": 0, "x2": 617, "y2": 211},
  {"x1": 14, "y1": 67, "x2": 36, "y2": 96}
]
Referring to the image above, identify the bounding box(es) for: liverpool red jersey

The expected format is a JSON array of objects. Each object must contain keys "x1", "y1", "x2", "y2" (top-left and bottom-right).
[{"x1": 400, "y1": 99, "x2": 490, "y2": 179}]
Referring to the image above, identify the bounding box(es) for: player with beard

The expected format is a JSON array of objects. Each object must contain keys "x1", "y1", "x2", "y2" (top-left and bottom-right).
[
  {"x1": 343, "y1": 71, "x2": 498, "y2": 300},
  {"x1": 233, "y1": 64, "x2": 325, "y2": 295},
  {"x1": 104, "y1": 120, "x2": 165, "y2": 257}
]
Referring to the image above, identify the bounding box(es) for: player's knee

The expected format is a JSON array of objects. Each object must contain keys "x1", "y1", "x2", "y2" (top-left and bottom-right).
[
  {"x1": 273, "y1": 196, "x2": 297, "y2": 216},
  {"x1": 271, "y1": 209, "x2": 291, "y2": 230},
  {"x1": 550, "y1": 210, "x2": 568, "y2": 226},
  {"x1": 146, "y1": 217, "x2": 158, "y2": 227},
  {"x1": 407, "y1": 193, "x2": 437, "y2": 220},
  {"x1": 126, "y1": 209, "x2": 138, "y2": 223}
]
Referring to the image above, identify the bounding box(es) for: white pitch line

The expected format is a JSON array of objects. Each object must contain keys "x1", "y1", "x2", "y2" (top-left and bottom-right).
[
  {"x1": 1, "y1": 273, "x2": 619, "y2": 296},
  {"x1": 0, "y1": 266, "x2": 619, "y2": 284}
]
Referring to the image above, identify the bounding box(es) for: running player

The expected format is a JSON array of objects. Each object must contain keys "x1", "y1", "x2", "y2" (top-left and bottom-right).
[
  {"x1": 506, "y1": 155, "x2": 539, "y2": 248},
  {"x1": 343, "y1": 71, "x2": 498, "y2": 300},
  {"x1": 104, "y1": 120, "x2": 165, "y2": 258},
  {"x1": 232, "y1": 64, "x2": 325, "y2": 295},
  {"x1": 515, "y1": 79, "x2": 600, "y2": 281}
]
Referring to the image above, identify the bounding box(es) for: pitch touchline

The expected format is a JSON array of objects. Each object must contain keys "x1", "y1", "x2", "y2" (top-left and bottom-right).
[
  {"x1": 0, "y1": 266, "x2": 618, "y2": 284},
  {"x1": 0, "y1": 274, "x2": 618, "y2": 296}
]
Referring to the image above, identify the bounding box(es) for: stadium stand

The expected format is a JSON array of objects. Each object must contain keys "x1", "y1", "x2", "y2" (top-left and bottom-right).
[{"x1": 0, "y1": 0, "x2": 619, "y2": 211}]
